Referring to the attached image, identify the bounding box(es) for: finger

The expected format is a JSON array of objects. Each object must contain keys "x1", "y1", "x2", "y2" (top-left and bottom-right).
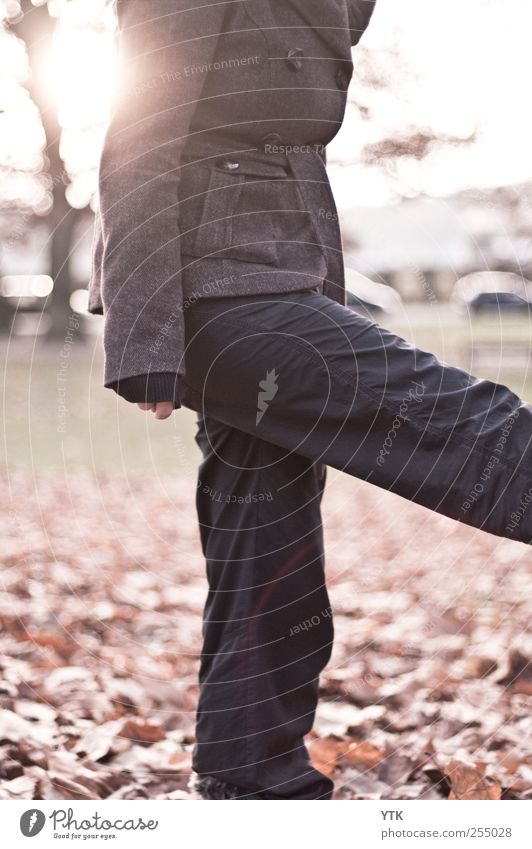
[
  {"x1": 137, "y1": 403, "x2": 155, "y2": 411},
  {"x1": 154, "y1": 402, "x2": 174, "y2": 420}
]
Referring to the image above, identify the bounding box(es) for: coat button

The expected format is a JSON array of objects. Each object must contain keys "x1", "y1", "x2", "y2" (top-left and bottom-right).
[
  {"x1": 286, "y1": 47, "x2": 304, "y2": 71},
  {"x1": 336, "y1": 66, "x2": 351, "y2": 91},
  {"x1": 218, "y1": 158, "x2": 240, "y2": 172}
]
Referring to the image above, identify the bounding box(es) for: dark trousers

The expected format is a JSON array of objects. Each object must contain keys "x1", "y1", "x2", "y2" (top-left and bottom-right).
[{"x1": 181, "y1": 291, "x2": 532, "y2": 798}]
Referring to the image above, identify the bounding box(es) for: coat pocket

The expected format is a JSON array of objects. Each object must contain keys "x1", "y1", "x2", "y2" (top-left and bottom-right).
[{"x1": 178, "y1": 161, "x2": 280, "y2": 266}]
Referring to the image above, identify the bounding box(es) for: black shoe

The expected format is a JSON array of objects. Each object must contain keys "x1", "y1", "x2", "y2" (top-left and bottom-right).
[{"x1": 189, "y1": 774, "x2": 268, "y2": 800}]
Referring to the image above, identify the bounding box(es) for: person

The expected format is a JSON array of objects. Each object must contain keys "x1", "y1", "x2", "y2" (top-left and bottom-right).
[{"x1": 89, "y1": 0, "x2": 532, "y2": 799}]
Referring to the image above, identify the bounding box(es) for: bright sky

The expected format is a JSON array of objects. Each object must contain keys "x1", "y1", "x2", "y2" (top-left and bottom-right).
[
  {"x1": 330, "y1": 0, "x2": 532, "y2": 207},
  {"x1": 1, "y1": 0, "x2": 532, "y2": 213}
]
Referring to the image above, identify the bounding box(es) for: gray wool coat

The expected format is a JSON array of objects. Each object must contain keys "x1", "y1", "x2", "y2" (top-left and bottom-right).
[{"x1": 88, "y1": 0, "x2": 377, "y2": 404}]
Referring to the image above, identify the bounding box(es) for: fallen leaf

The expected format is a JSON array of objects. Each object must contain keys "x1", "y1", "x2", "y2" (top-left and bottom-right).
[
  {"x1": 119, "y1": 717, "x2": 166, "y2": 745},
  {"x1": 344, "y1": 739, "x2": 385, "y2": 770},
  {"x1": 444, "y1": 759, "x2": 502, "y2": 800}
]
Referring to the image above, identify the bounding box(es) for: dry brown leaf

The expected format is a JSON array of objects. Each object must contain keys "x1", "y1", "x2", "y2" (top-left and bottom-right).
[
  {"x1": 344, "y1": 739, "x2": 385, "y2": 770},
  {"x1": 0, "y1": 774, "x2": 36, "y2": 799},
  {"x1": 0, "y1": 708, "x2": 56, "y2": 747},
  {"x1": 119, "y1": 717, "x2": 167, "y2": 744},
  {"x1": 309, "y1": 735, "x2": 347, "y2": 776},
  {"x1": 444, "y1": 759, "x2": 502, "y2": 800},
  {"x1": 465, "y1": 656, "x2": 498, "y2": 679},
  {"x1": 496, "y1": 649, "x2": 532, "y2": 687},
  {"x1": 74, "y1": 719, "x2": 128, "y2": 761}
]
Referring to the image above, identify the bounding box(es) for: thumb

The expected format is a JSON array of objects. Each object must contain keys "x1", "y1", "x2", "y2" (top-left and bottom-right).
[{"x1": 154, "y1": 401, "x2": 174, "y2": 420}]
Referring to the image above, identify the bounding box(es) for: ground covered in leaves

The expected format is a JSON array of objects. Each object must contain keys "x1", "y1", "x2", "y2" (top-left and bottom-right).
[{"x1": 1, "y1": 471, "x2": 531, "y2": 800}]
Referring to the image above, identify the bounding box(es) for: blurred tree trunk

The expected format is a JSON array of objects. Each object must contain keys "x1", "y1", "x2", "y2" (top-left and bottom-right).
[{"x1": 11, "y1": 0, "x2": 79, "y2": 339}]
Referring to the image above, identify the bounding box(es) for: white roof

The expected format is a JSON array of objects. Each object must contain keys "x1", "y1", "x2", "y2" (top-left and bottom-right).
[{"x1": 340, "y1": 196, "x2": 491, "y2": 274}]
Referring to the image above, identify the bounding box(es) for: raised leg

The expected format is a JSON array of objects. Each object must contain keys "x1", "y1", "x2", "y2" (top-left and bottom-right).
[{"x1": 182, "y1": 290, "x2": 532, "y2": 546}]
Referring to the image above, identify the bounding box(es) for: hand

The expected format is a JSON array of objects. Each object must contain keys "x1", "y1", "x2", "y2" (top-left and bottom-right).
[{"x1": 136, "y1": 401, "x2": 174, "y2": 420}]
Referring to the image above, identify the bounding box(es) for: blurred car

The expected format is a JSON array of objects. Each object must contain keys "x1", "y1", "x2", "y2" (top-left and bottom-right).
[
  {"x1": 344, "y1": 269, "x2": 402, "y2": 319},
  {"x1": 452, "y1": 271, "x2": 532, "y2": 314}
]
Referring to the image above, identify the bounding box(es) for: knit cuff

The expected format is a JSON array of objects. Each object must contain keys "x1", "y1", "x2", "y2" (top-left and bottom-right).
[{"x1": 107, "y1": 372, "x2": 181, "y2": 408}]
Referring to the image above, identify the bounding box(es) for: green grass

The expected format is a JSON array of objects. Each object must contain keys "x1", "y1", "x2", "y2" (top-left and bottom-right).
[
  {"x1": 3, "y1": 313, "x2": 532, "y2": 473},
  {"x1": 387, "y1": 315, "x2": 532, "y2": 399},
  {"x1": 2, "y1": 345, "x2": 199, "y2": 474}
]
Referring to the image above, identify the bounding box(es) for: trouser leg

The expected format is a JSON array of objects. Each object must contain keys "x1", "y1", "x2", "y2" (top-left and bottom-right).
[
  {"x1": 190, "y1": 414, "x2": 333, "y2": 799},
  {"x1": 182, "y1": 291, "x2": 532, "y2": 546}
]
